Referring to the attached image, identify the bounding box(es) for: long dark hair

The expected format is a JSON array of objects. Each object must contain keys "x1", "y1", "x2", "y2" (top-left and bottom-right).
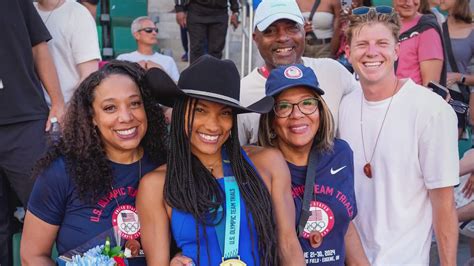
[
  {"x1": 33, "y1": 60, "x2": 168, "y2": 204},
  {"x1": 164, "y1": 97, "x2": 278, "y2": 265}
]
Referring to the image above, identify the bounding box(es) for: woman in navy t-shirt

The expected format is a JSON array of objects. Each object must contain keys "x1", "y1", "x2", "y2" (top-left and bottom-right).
[
  {"x1": 21, "y1": 61, "x2": 168, "y2": 264},
  {"x1": 258, "y1": 64, "x2": 369, "y2": 265}
]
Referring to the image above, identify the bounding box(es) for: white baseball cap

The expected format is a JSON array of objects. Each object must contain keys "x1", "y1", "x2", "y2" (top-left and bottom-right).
[{"x1": 253, "y1": 0, "x2": 305, "y2": 31}]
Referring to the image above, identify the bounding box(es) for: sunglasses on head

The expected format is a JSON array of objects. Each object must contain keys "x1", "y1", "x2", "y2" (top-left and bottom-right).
[
  {"x1": 138, "y1": 27, "x2": 159, "y2": 34},
  {"x1": 352, "y1": 5, "x2": 394, "y2": 15}
]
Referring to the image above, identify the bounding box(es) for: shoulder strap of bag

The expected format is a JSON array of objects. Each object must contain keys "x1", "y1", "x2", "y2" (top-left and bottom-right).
[
  {"x1": 297, "y1": 145, "x2": 319, "y2": 236},
  {"x1": 442, "y1": 22, "x2": 460, "y2": 73},
  {"x1": 309, "y1": 0, "x2": 321, "y2": 22},
  {"x1": 442, "y1": 21, "x2": 470, "y2": 101},
  {"x1": 396, "y1": 14, "x2": 447, "y2": 86},
  {"x1": 399, "y1": 14, "x2": 439, "y2": 41}
]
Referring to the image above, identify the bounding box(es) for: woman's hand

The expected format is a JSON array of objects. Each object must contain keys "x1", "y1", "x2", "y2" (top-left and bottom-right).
[
  {"x1": 170, "y1": 253, "x2": 194, "y2": 266},
  {"x1": 446, "y1": 72, "x2": 462, "y2": 88},
  {"x1": 462, "y1": 173, "x2": 474, "y2": 199},
  {"x1": 304, "y1": 20, "x2": 313, "y2": 33}
]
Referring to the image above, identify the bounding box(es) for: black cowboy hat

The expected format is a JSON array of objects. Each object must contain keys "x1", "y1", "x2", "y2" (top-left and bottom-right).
[{"x1": 144, "y1": 55, "x2": 274, "y2": 114}]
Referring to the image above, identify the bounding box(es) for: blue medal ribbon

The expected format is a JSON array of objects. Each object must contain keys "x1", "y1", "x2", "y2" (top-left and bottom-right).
[{"x1": 215, "y1": 151, "x2": 241, "y2": 260}]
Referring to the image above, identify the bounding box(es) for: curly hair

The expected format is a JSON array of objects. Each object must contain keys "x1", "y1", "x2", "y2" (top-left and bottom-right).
[
  {"x1": 33, "y1": 60, "x2": 168, "y2": 203},
  {"x1": 165, "y1": 97, "x2": 278, "y2": 265}
]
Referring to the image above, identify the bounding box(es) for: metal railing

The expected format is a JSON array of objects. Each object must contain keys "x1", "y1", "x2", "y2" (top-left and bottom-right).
[
  {"x1": 241, "y1": 0, "x2": 254, "y2": 77},
  {"x1": 223, "y1": 0, "x2": 254, "y2": 77}
]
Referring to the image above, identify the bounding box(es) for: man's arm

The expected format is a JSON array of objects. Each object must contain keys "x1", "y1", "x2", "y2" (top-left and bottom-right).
[
  {"x1": 32, "y1": 42, "x2": 65, "y2": 131},
  {"x1": 77, "y1": 59, "x2": 99, "y2": 82},
  {"x1": 429, "y1": 187, "x2": 458, "y2": 266},
  {"x1": 175, "y1": 0, "x2": 187, "y2": 29}
]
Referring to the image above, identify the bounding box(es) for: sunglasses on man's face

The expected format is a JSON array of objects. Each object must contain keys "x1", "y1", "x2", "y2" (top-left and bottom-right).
[
  {"x1": 352, "y1": 5, "x2": 394, "y2": 15},
  {"x1": 138, "y1": 27, "x2": 159, "y2": 34}
]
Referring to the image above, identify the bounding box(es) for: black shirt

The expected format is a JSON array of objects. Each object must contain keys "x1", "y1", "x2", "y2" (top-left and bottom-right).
[
  {"x1": 0, "y1": 0, "x2": 51, "y2": 125},
  {"x1": 175, "y1": 0, "x2": 239, "y2": 13}
]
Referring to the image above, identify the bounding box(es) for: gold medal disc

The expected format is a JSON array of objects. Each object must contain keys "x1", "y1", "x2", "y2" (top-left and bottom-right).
[{"x1": 220, "y1": 258, "x2": 247, "y2": 266}]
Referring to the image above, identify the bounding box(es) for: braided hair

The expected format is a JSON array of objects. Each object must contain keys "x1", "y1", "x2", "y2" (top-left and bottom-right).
[
  {"x1": 164, "y1": 97, "x2": 279, "y2": 265},
  {"x1": 32, "y1": 60, "x2": 168, "y2": 204}
]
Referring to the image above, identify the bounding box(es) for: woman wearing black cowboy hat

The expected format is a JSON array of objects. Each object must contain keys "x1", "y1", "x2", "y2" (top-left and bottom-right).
[{"x1": 137, "y1": 55, "x2": 304, "y2": 265}]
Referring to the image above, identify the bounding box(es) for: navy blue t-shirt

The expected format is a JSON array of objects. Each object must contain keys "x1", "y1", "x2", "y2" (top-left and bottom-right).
[
  {"x1": 28, "y1": 154, "x2": 158, "y2": 257},
  {"x1": 290, "y1": 139, "x2": 357, "y2": 265}
]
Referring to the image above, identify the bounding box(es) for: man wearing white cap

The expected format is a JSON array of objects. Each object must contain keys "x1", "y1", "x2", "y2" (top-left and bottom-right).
[{"x1": 238, "y1": 0, "x2": 359, "y2": 145}]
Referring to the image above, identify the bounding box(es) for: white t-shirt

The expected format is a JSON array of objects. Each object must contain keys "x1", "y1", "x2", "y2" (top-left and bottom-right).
[
  {"x1": 35, "y1": 0, "x2": 101, "y2": 104},
  {"x1": 238, "y1": 57, "x2": 359, "y2": 145},
  {"x1": 338, "y1": 79, "x2": 459, "y2": 265},
  {"x1": 117, "y1": 51, "x2": 180, "y2": 82}
]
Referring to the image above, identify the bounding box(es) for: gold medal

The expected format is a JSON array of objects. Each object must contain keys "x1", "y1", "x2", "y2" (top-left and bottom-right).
[
  {"x1": 220, "y1": 257, "x2": 247, "y2": 266},
  {"x1": 309, "y1": 230, "x2": 323, "y2": 248}
]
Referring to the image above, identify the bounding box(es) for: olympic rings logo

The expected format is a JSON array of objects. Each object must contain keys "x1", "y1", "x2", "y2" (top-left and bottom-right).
[
  {"x1": 120, "y1": 222, "x2": 139, "y2": 233},
  {"x1": 307, "y1": 220, "x2": 326, "y2": 232}
]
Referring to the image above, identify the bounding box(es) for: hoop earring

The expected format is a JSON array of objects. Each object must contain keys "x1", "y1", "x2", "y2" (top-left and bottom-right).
[{"x1": 270, "y1": 130, "x2": 277, "y2": 139}]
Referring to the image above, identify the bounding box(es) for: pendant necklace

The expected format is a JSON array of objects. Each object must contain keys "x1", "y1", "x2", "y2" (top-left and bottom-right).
[
  {"x1": 205, "y1": 157, "x2": 221, "y2": 174},
  {"x1": 42, "y1": 0, "x2": 62, "y2": 24},
  {"x1": 360, "y1": 79, "x2": 399, "y2": 178}
]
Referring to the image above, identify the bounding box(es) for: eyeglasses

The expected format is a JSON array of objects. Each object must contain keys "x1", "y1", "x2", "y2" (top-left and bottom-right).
[
  {"x1": 138, "y1": 27, "x2": 159, "y2": 34},
  {"x1": 352, "y1": 5, "x2": 394, "y2": 16},
  {"x1": 273, "y1": 98, "x2": 319, "y2": 118},
  {"x1": 449, "y1": 99, "x2": 469, "y2": 114}
]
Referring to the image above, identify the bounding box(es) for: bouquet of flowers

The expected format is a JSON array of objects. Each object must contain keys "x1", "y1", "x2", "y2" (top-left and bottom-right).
[{"x1": 65, "y1": 237, "x2": 127, "y2": 266}]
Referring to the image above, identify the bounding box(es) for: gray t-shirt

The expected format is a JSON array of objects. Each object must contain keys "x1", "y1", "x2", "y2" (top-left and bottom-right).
[{"x1": 448, "y1": 30, "x2": 474, "y2": 74}]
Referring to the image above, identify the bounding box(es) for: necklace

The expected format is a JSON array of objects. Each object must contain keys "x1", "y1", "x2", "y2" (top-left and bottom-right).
[
  {"x1": 42, "y1": 0, "x2": 62, "y2": 24},
  {"x1": 360, "y1": 79, "x2": 399, "y2": 178},
  {"x1": 206, "y1": 158, "x2": 221, "y2": 174}
]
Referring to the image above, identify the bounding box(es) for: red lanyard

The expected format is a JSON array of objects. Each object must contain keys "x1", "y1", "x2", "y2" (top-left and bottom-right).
[{"x1": 259, "y1": 66, "x2": 271, "y2": 78}]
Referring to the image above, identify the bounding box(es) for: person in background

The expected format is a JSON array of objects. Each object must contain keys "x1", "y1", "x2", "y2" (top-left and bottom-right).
[
  {"x1": 258, "y1": 64, "x2": 368, "y2": 265},
  {"x1": 339, "y1": 6, "x2": 459, "y2": 264},
  {"x1": 424, "y1": 0, "x2": 446, "y2": 25},
  {"x1": 0, "y1": 0, "x2": 65, "y2": 265},
  {"x1": 296, "y1": 0, "x2": 342, "y2": 58},
  {"x1": 117, "y1": 16, "x2": 179, "y2": 124},
  {"x1": 117, "y1": 16, "x2": 180, "y2": 82},
  {"x1": 334, "y1": 0, "x2": 364, "y2": 73},
  {"x1": 394, "y1": 0, "x2": 445, "y2": 86},
  {"x1": 35, "y1": 0, "x2": 101, "y2": 105},
  {"x1": 180, "y1": 26, "x2": 189, "y2": 62},
  {"x1": 175, "y1": 0, "x2": 240, "y2": 63},
  {"x1": 138, "y1": 55, "x2": 305, "y2": 265},
  {"x1": 20, "y1": 61, "x2": 168, "y2": 265},
  {"x1": 238, "y1": 0, "x2": 359, "y2": 146},
  {"x1": 439, "y1": 0, "x2": 473, "y2": 124},
  {"x1": 77, "y1": 0, "x2": 98, "y2": 19}
]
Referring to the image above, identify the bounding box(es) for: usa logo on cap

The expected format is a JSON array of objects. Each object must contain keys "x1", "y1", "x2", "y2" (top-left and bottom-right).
[{"x1": 284, "y1": 66, "x2": 303, "y2": 79}]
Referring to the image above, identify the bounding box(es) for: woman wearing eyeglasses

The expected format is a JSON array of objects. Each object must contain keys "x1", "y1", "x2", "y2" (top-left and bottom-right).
[{"x1": 258, "y1": 64, "x2": 368, "y2": 265}]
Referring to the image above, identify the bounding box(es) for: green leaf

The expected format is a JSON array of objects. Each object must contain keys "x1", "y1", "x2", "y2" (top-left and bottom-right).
[{"x1": 109, "y1": 246, "x2": 122, "y2": 257}]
